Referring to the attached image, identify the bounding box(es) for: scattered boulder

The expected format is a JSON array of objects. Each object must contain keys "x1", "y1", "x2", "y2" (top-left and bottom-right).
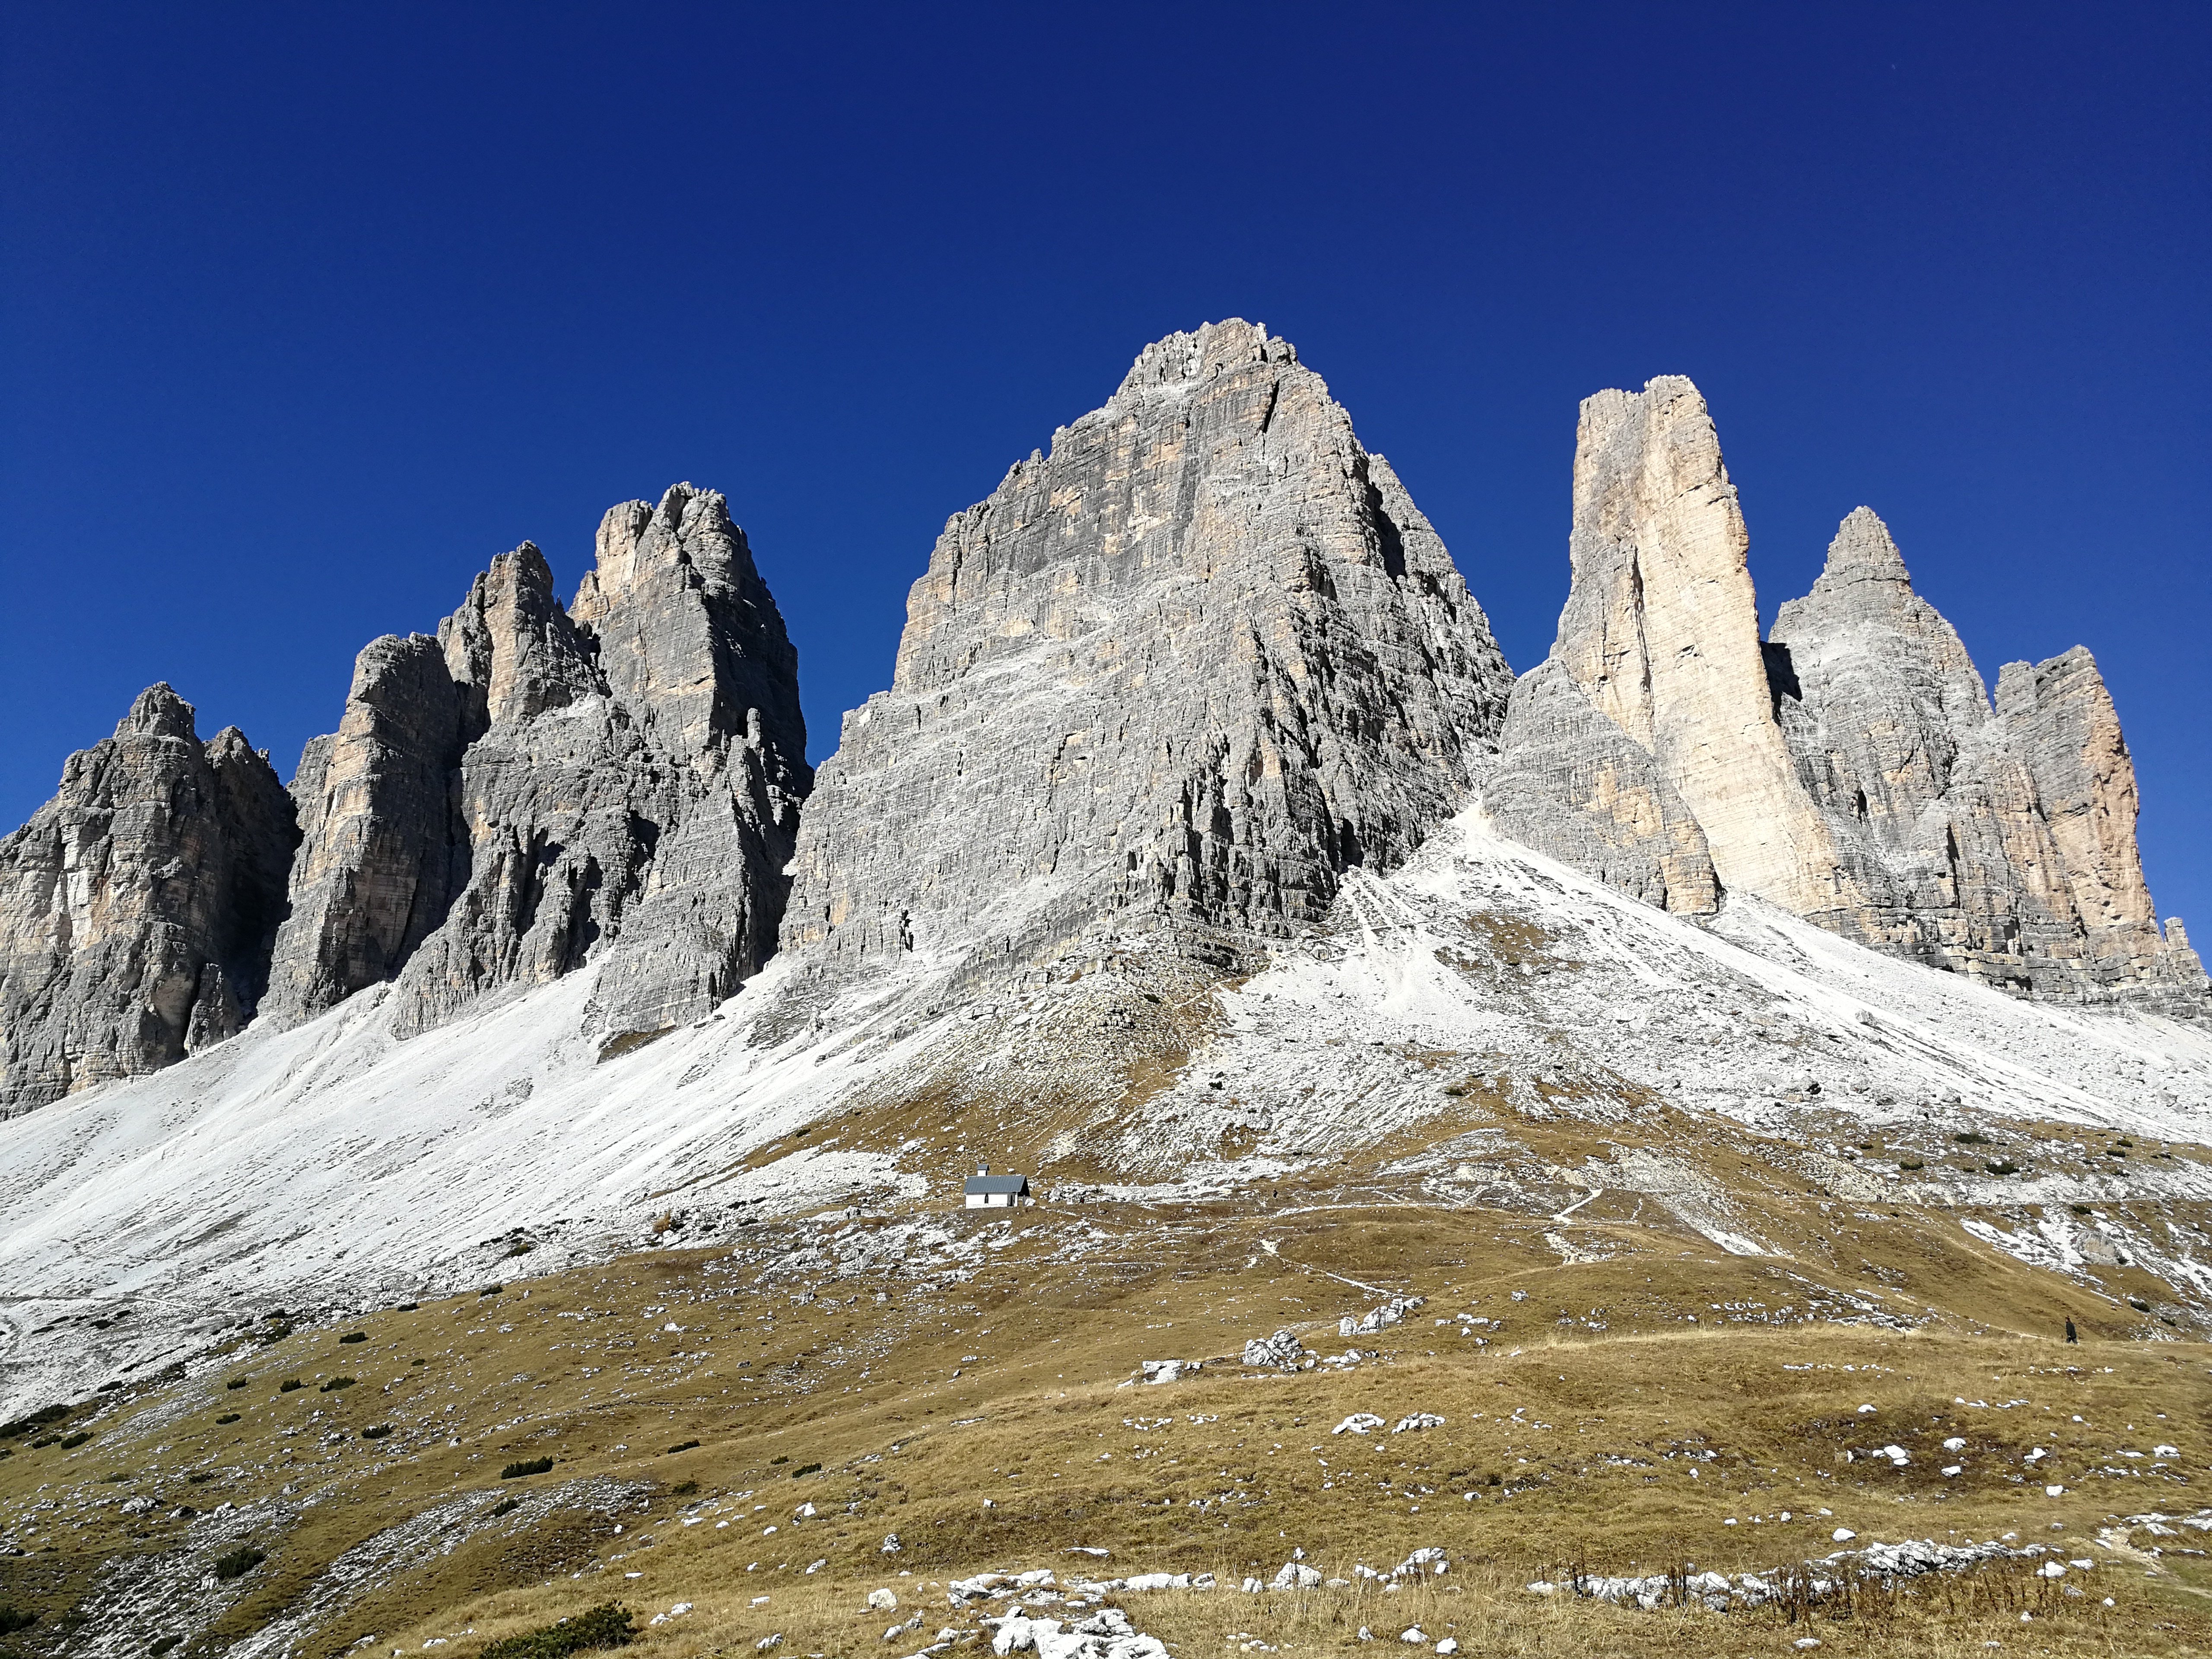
[
  {"x1": 1242, "y1": 1330, "x2": 1310, "y2": 1370},
  {"x1": 1339, "y1": 1297, "x2": 1425, "y2": 1338}
]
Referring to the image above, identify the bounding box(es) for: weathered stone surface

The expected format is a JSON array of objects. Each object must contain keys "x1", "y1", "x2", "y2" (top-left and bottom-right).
[
  {"x1": 1500, "y1": 409, "x2": 2204, "y2": 1010},
  {"x1": 1483, "y1": 658, "x2": 1717, "y2": 914},
  {"x1": 261, "y1": 634, "x2": 470, "y2": 1022},
  {"x1": 0, "y1": 686, "x2": 296, "y2": 1109},
  {"x1": 1492, "y1": 383, "x2": 2201, "y2": 1011},
  {"x1": 1770, "y1": 512, "x2": 2202, "y2": 1006},
  {"x1": 266, "y1": 487, "x2": 808, "y2": 1036},
  {"x1": 780, "y1": 320, "x2": 1513, "y2": 986},
  {"x1": 1538, "y1": 377, "x2": 1856, "y2": 919}
]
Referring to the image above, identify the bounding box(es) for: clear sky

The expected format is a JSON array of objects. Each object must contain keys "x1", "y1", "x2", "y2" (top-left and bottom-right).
[{"x1": 4, "y1": 5, "x2": 2207, "y2": 922}]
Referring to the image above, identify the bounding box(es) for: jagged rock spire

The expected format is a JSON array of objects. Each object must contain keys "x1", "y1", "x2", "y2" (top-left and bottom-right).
[
  {"x1": 262, "y1": 487, "x2": 809, "y2": 1039},
  {"x1": 0, "y1": 685, "x2": 296, "y2": 1108}
]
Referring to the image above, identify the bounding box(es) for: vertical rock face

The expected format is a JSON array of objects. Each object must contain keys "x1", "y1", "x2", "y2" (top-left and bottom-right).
[
  {"x1": 782, "y1": 320, "x2": 1513, "y2": 985},
  {"x1": 264, "y1": 486, "x2": 809, "y2": 1036},
  {"x1": 1537, "y1": 378, "x2": 1854, "y2": 918},
  {"x1": 1494, "y1": 378, "x2": 2203, "y2": 1012},
  {"x1": 261, "y1": 636, "x2": 469, "y2": 1020},
  {"x1": 0, "y1": 686, "x2": 296, "y2": 1109}
]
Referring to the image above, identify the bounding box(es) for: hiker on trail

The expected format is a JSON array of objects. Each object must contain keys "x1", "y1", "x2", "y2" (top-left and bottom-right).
[{"x1": 2065, "y1": 1316, "x2": 2078, "y2": 1344}]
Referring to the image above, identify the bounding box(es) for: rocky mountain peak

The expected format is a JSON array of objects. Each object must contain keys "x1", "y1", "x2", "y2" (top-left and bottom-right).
[
  {"x1": 1511, "y1": 374, "x2": 1854, "y2": 922},
  {"x1": 1489, "y1": 380, "x2": 2201, "y2": 1012},
  {"x1": 1112, "y1": 317, "x2": 1295, "y2": 397},
  {"x1": 258, "y1": 486, "x2": 808, "y2": 1041},
  {"x1": 438, "y1": 540, "x2": 596, "y2": 728},
  {"x1": 117, "y1": 681, "x2": 199, "y2": 741},
  {"x1": 573, "y1": 484, "x2": 804, "y2": 770},
  {"x1": 785, "y1": 322, "x2": 1512, "y2": 988},
  {"x1": 1, "y1": 685, "x2": 296, "y2": 1108},
  {"x1": 1816, "y1": 505, "x2": 1914, "y2": 590}
]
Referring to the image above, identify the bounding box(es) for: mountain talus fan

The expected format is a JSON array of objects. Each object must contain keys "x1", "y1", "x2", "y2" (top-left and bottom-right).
[
  {"x1": 261, "y1": 483, "x2": 810, "y2": 1039},
  {"x1": 1483, "y1": 376, "x2": 2203, "y2": 1010},
  {"x1": 0, "y1": 685, "x2": 296, "y2": 1109},
  {"x1": 781, "y1": 318, "x2": 1514, "y2": 990}
]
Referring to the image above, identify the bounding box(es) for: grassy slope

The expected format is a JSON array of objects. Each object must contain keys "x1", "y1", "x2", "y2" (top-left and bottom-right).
[{"x1": 3, "y1": 1181, "x2": 2209, "y2": 1658}]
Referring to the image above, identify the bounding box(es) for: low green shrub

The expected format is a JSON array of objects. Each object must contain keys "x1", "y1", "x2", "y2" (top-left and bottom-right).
[
  {"x1": 1952, "y1": 1130, "x2": 1989, "y2": 1145},
  {"x1": 29, "y1": 1436, "x2": 59, "y2": 1449},
  {"x1": 362, "y1": 1425, "x2": 392, "y2": 1440},
  {"x1": 769, "y1": 1455, "x2": 788, "y2": 1465},
  {"x1": 216, "y1": 1413, "x2": 242, "y2": 1425},
  {"x1": 478, "y1": 1601, "x2": 634, "y2": 1659},
  {"x1": 0, "y1": 1606, "x2": 37, "y2": 1636},
  {"x1": 501, "y1": 1456, "x2": 554, "y2": 1479},
  {"x1": 668, "y1": 1480, "x2": 699, "y2": 1497},
  {"x1": 319, "y1": 1377, "x2": 356, "y2": 1393},
  {"x1": 0, "y1": 1404, "x2": 70, "y2": 1440},
  {"x1": 58, "y1": 1431, "x2": 91, "y2": 1449},
  {"x1": 150, "y1": 1636, "x2": 182, "y2": 1656},
  {"x1": 339, "y1": 1332, "x2": 367, "y2": 1345},
  {"x1": 278, "y1": 1379, "x2": 303, "y2": 1393},
  {"x1": 487, "y1": 1496, "x2": 520, "y2": 1519},
  {"x1": 505, "y1": 1241, "x2": 536, "y2": 1257},
  {"x1": 213, "y1": 1544, "x2": 265, "y2": 1581},
  {"x1": 665, "y1": 1439, "x2": 699, "y2": 1454},
  {"x1": 188, "y1": 1471, "x2": 215, "y2": 1484},
  {"x1": 789, "y1": 1462, "x2": 820, "y2": 1478},
  {"x1": 480, "y1": 1285, "x2": 504, "y2": 1298},
  {"x1": 226, "y1": 1377, "x2": 250, "y2": 1390},
  {"x1": 397, "y1": 1301, "x2": 420, "y2": 1312}
]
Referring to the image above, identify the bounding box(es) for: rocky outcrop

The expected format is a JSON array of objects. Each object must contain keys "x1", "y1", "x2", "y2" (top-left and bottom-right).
[
  {"x1": 0, "y1": 686, "x2": 296, "y2": 1109},
  {"x1": 1483, "y1": 658, "x2": 1717, "y2": 915},
  {"x1": 264, "y1": 486, "x2": 808, "y2": 1036},
  {"x1": 1492, "y1": 376, "x2": 2202, "y2": 1011},
  {"x1": 782, "y1": 320, "x2": 1513, "y2": 986},
  {"x1": 1770, "y1": 516, "x2": 2202, "y2": 1005}
]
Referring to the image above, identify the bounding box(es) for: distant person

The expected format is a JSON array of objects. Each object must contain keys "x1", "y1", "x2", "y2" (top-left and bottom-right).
[{"x1": 2065, "y1": 1316, "x2": 2078, "y2": 1344}]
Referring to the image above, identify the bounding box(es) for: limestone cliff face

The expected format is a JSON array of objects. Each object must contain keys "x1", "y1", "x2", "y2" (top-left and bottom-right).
[
  {"x1": 1492, "y1": 378, "x2": 2203, "y2": 1012},
  {"x1": 264, "y1": 487, "x2": 808, "y2": 1036},
  {"x1": 1769, "y1": 513, "x2": 2201, "y2": 1005},
  {"x1": 782, "y1": 320, "x2": 1513, "y2": 985},
  {"x1": 1484, "y1": 377, "x2": 1850, "y2": 920},
  {"x1": 0, "y1": 686, "x2": 296, "y2": 1109}
]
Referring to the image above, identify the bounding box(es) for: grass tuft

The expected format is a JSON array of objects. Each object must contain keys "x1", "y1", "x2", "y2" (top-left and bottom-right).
[
  {"x1": 478, "y1": 1601, "x2": 633, "y2": 1659},
  {"x1": 212, "y1": 1544, "x2": 265, "y2": 1581}
]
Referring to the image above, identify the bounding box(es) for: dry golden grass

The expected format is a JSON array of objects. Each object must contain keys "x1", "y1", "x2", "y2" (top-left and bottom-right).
[{"x1": 3, "y1": 1189, "x2": 2209, "y2": 1656}]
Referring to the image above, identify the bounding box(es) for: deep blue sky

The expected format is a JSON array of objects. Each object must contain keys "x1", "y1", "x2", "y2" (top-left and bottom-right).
[{"x1": 5, "y1": 5, "x2": 2208, "y2": 923}]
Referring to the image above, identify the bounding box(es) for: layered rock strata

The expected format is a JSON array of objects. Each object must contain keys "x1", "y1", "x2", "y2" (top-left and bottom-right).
[
  {"x1": 264, "y1": 485, "x2": 808, "y2": 1036},
  {"x1": 1491, "y1": 377, "x2": 2202, "y2": 1010},
  {"x1": 0, "y1": 686, "x2": 296, "y2": 1109},
  {"x1": 782, "y1": 320, "x2": 1514, "y2": 987}
]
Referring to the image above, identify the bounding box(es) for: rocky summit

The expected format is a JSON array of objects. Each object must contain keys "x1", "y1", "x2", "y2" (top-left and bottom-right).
[
  {"x1": 782, "y1": 319, "x2": 1512, "y2": 992},
  {"x1": 0, "y1": 686, "x2": 295, "y2": 1110},
  {"x1": 262, "y1": 483, "x2": 809, "y2": 1041}
]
